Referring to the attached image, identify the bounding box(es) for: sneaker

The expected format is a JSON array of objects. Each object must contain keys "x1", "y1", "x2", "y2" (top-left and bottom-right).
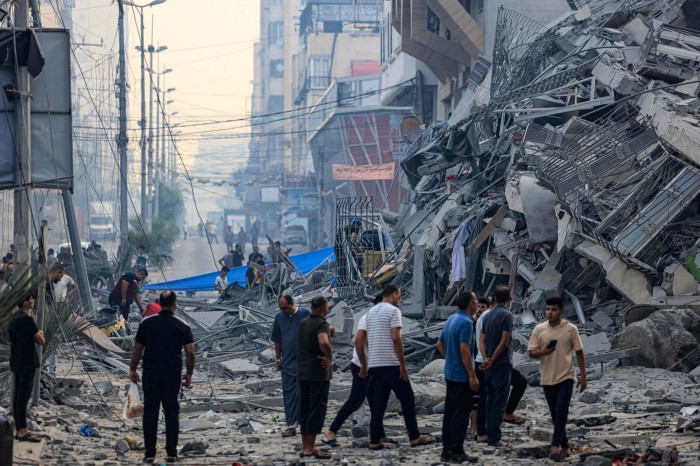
[
  {"x1": 452, "y1": 452, "x2": 479, "y2": 463},
  {"x1": 440, "y1": 449, "x2": 453, "y2": 462}
]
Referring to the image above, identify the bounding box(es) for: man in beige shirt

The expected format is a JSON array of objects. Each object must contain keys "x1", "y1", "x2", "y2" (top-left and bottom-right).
[{"x1": 528, "y1": 296, "x2": 587, "y2": 463}]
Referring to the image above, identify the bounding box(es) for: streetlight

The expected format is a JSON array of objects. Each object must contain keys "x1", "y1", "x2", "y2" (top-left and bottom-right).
[
  {"x1": 125, "y1": 0, "x2": 167, "y2": 229},
  {"x1": 153, "y1": 74, "x2": 174, "y2": 218}
]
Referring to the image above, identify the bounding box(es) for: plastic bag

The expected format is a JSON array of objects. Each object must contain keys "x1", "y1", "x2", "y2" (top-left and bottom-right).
[{"x1": 122, "y1": 382, "x2": 144, "y2": 419}]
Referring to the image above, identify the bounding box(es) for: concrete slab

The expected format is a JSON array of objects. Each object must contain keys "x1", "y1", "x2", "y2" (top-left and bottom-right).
[
  {"x1": 220, "y1": 359, "x2": 260, "y2": 376},
  {"x1": 591, "y1": 310, "x2": 614, "y2": 329},
  {"x1": 580, "y1": 332, "x2": 612, "y2": 353},
  {"x1": 189, "y1": 310, "x2": 228, "y2": 328},
  {"x1": 520, "y1": 174, "x2": 558, "y2": 243}
]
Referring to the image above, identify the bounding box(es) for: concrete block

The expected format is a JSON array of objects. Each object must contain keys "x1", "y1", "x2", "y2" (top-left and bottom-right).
[
  {"x1": 592, "y1": 61, "x2": 643, "y2": 96},
  {"x1": 520, "y1": 173, "x2": 558, "y2": 243},
  {"x1": 677, "y1": 80, "x2": 700, "y2": 98},
  {"x1": 621, "y1": 15, "x2": 649, "y2": 45},
  {"x1": 418, "y1": 359, "x2": 445, "y2": 377},
  {"x1": 220, "y1": 359, "x2": 260, "y2": 376},
  {"x1": 662, "y1": 263, "x2": 698, "y2": 296},
  {"x1": 591, "y1": 310, "x2": 614, "y2": 329}
]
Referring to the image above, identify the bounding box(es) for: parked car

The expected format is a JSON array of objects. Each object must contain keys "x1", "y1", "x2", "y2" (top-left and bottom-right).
[{"x1": 282, "y1": 225, "x2": 308, "y2": 247}]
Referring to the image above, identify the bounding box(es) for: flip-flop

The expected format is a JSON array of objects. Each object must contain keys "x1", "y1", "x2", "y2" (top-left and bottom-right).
[
  {"x1": 503, "y1": 415, "x2": 526, "y2": 425},
  {"x1": 320, "y1": 437, "x2": 338, "y2": 448},
  {"x1": 369, "y1": 443, "x2": 386, "y2": 450},
  {"x1": 381, "y1": 438, "x2": 400, "y2": 445},
  {"x1": 410, "y1": 435, "x2": 436, "y2": 447},
  {"x1": 15, "y1": 433, "x2": 42, "y2": 443},
  {"x1": 301, "y1": 450, "x2": 332, "y2": 459}
]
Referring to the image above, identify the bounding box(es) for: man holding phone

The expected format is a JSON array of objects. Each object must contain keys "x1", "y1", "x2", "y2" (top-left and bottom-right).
[{"x1": 527, "y1": 296, "x2": 587, "y2": 462}]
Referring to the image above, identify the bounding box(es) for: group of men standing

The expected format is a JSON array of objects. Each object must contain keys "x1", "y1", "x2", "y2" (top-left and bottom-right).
[{"x1": 438, "y1": 285, "x2": 587, "y2": 462}]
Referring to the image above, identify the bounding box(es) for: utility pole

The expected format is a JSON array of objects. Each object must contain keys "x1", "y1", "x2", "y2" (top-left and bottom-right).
[
  {"x1": 138, "y1": 11, "x2": 147, "y2": 228},
  {"x1": 117, "y1": 0, "x2": 129, "y2": 249},
  {"x1": 154, "y1": 69, "x2": 160, "y2": 219},
  {"x1": 14, "y1": 0, "x2": 32, "y2": 276},
  {"x1": 32, "y1": 221, "x2": 47, "y2": 405},
  {"x1": 147, "y1": 45, "x2": 154, "y2": 225}
]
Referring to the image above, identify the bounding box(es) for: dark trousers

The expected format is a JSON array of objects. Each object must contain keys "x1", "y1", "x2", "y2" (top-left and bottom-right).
[
  {"x1": 299, "y1": 380, "x2": 330, "y2": 435},
  {"x1": 475, "y1": 365, "x2": 487, "y2": 436},
  {"x1": 506, "y1": 368, "x2": 527, "y2": 415},
  {"x1": 143, "y1": 370, "x2": 181, "y2": 458},
  {"x1": 543, "y1": 380, "x2": 574, "y2": 449},
  {"x1": 442, "y1": 379, "x2": 473, "y2": 454},
  {"x1": 368, "y1": 366, "x2": 419, "y2": 444},
  {"x1": 329, "y1": 363, "x2": 384, "y2": 437},
  {"x1": 484, "y1": 365, "x2": 511, "y2": 445},
  {"x1": 12, "y1": 368, "x2": 35, "y2": 431}
]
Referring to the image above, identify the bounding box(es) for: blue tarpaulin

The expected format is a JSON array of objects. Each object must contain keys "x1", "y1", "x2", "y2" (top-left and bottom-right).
[{"x1": 144, "y1": 247, "x2": 336, "y2": 292}]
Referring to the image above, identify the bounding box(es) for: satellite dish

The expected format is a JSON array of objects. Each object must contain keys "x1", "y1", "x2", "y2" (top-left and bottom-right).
[{"x1": 401, "y1": 116, "x2": 423, "y2": 143}]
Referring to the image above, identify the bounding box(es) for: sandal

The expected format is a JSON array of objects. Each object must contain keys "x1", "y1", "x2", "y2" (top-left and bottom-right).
[
  {"x1": 381, "y1": 437, "x2": 400, "y2": 445},
  {"x1": 410, "y1": 434, "x2": 436, "y2": 447},
  {"x1": 15, "y1": 433, "x2": 42, "y2": 443},
  {"x1": 369, "y1": 443, "x2": 387, "y2": 450},
  {"x1": 281, "y1": 427, "x2": 297, "y2": 437},
  {"x1": 503, "y1": 414, "x2": 526, "y2": 425},
  {"x1": 142, "y1": 458, "x2": 155, "y2": 465},
  {"x1": 320, "y1": 436, "x2": 338, "y2": 448},
  {"x1": 549, "y1": 447, "x2": 562, "y2": 462},
  {"x1": 301, "y1": 449, "x2": 331, "y2": 459}
]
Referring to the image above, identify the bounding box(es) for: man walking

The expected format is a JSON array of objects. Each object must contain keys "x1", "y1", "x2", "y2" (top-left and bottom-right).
[
  {"x1": 130, "y1": 291, "x2": 195, "y2": 465},
  {"x1": 232, "y1": 244, "x2": 245, "y2": 268},
  {"x1": 360, "y1": 285, "x2": 435, "y2": 450},
  {"x1": 109, "y1": 268, "x2": 148, "y2": 332},
  {"x1": 219, "y1": 249, "x2": 235, "y2": 269},
  {"x1": 528, "y1": 296, "x2": 587, "y2": 462},
  {"x1": 251, "y1": 223, "x2": 259, "y2": 248},
  {"x1": 436, "y1": 292, "x2": 479, "y2": 463},
  {"x1": 9, "y1": 293, "x2": 45, "y2": 442},
  {"x1": 271, "y1": 295, "x2": 311, "y2": 437},
  {"x1": 479, "y1": 285, "x2": 514, "y2": 447},
  {"x1": 238, "y1": 227, "x2": 248, "y2": 255},
  {"x1": 297, "y1": 296, "x2": 333, "y2": 460}
]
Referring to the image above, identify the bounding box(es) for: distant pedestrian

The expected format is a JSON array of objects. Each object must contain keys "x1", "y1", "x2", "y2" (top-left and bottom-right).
[
  {"x1": 479, "y1": 285, "x2": 514, "y2": 448},
  {"x1": 297, "y1": 296, "x2": 333, "y2": 460},
  {"x1": 108, "y1": 268, "x2": 148, "y2": 332},
  {"x1": 219, "y1": 250, "x2": 235, "y2": 269},
  {"x1": 362, "y1": 285, "x2": 436, "y2": 449},
  {"x1": 182, "y1": 223, "x2": 188, "y2": 240},
  {"x1": 198, "y1": 222, "x2": 204, "y2": 238},
  {"x1": 436, "y1": 292, "x2": 479, "y2": 463},
  {"x1": 528, "y1": 296, "x2": 587, "y2": 462},
  {"x1": 270, "y1": 295, "x2": 310, "y2": 437},
  {"x1": 215, "y1": 266, "x2": 229, "y2": 294},
  {"x1": 47, "y1": 248, "x2": 59, "y2": 270},
  {"x1": 238, "y1": 228, "x2": 248, "y2": 255},
  {"x1": 207, "y1": 221, "x2": 218, "y2": 243},
  {"x1": 232, "y1": 244, "x2": 245, "y2": 268},
  {"x1": 251, "y1": 223, "x2": 259, "y2": 248},
  {"x1": 245, "y1": 262, "x2": 260, "y2": 289},
  {"x1": 51, "y1": 264, "x2": 77, "y2": 302},
  {"x1": 136, "y1": 245, "x2": 149, "y2": 269},
  {"x1": 323, "y1": 293, "x2": 394, "y2": 448},
  {"x1": 9, "y1": 292, "x2": 45, "y2": 442},
  {"x1": 224, "y1": 224, "x2": 234, "y2": 252},
  {"x1": 248, "y1": 246, "x2": 261, "y2": 263},
  {"x1": 130, "y1": 291, "x2": 195, "y2": 465}
]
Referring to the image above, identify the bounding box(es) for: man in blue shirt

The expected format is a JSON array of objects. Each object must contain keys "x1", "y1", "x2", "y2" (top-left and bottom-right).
[
  {"x1": 479, "y1": 284, "x2": 514, "y2": 447},
  {"x1": 271, "y1": 294, "x2": 311, "y2": 437},
  {"x1": 437, "y1": 291, "x2": 480, "y2": 463}
]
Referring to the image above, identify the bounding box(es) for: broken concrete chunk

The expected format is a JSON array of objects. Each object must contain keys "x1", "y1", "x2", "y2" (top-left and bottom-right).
[
  {"x1": 417, "y1": 359, "x2": 445, "y2": 377},
  {"x1": 661, "y1": 263, "x2": 698, "y2": 296},
  {"x1": 220, "y1": 359, "x2": 260, "y2": 376}
]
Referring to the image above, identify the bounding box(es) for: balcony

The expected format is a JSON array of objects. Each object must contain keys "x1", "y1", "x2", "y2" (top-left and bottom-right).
[{"x1": 294, "y1": 72, "x2": 332, "y2": 105}]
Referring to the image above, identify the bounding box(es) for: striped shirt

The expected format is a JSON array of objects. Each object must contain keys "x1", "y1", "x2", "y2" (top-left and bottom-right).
[{"x1": 366, "y1": 302, "x2": 403, "y2": 368}]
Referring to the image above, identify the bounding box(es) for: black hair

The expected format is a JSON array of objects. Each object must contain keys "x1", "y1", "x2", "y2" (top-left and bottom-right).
[
  {"x1": 311, "y1": 295, "x2": 328, "y2": 311},
  {"x1": 138, "y1": 245, "x2": 145, "y2": 251},
  {"x1": 382, "y1": 284, "x2": 400, "y2": 297},
  {"x1": 49, "y1": 263, "x2": 65, "y2": 274},
  {"x1": 373, "y1": 292, "x2": 383, "y2": 305},
  {"x1": 545, "y1": 296, "x2": 564, "y2": 310},
  {"x1": 159, "y1": 291, "x2": 176, "y2": 309},
  {"x1": 493, "y1": 284, "x2": 511, "y2": 304},
  {"x1": 221, "y1": 266, "x2": 230, "y2": 272},
  {"x1": 279, "y1": 294, "x2": 294, "y2": 305},
  {"x1": 48, "y1": 248, "x2": 54, "y2": 254},
  {"x1": 137, "y1": 268, "x2": 148, "y2": 276},
  {"x1": 478, "y1": 297, "x2": 490, "y2": 306},
  {"x1": 456, "y1": 291, "x2": 474, "y2": 310}
]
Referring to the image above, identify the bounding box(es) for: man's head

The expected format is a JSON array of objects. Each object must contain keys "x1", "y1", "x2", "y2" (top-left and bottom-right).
[
  {"x1": 138, "y1": 245, "x2": 145, "y2": 252},
  {"x1": 278, "y1": 294, "x2": 296, "y2": 316},
  {"x1": 48, "y1": 248, "x2": 55, "y2": 256},
  {"x1": 235, "y1": 243, "x2": 241, "y2": 251},
  {"x1": 255, "y1": 255, "x2": 264, "y2": 265},
  {"x1": 220, "y1": 266, "x2": 230, "y2": 276},
  {"x1": 6, "y1": 252, "x2": 12, "y2": 260},
  {"x1": 350, "y1": 231, "x2": 357, "y2": 242},
  {"x1": 10, "y1": 244, "x2": 15, "y2": 252},
  {"x1": 253, "y1": 246, "x2": 259, "y2": 254},
  {"x1": 311, "y1": 295, "x2": 329, "y2": 318},
  {"x1": 20, "y1": 291, "x2": 35, "y2": 311},
  {"x1": 545, "y1": 296, "x2": 564, "y2": 325},
  {"x1": 493, "y1": 284, "x2": 511, "y2": 307},
  {"x1": 159, "y1": 290, "x2": 177, "y2": 311},
  {"x1": 456, "y1": 291, "x2": 477, "y2": 315},
  {"x1": 373, "y1": 292, "x2": 383, "y2": 305},
  {"x1": 477, "y1": 297, "x2": 490, "y2": 316},
  {"x1": 136, "y1": 268, "x2": 148, "y2": 281},
  {"x1": 275, "y1": 241, "x2": 281, "y2": 247},
  {"x1": 49, "y1": 263, "x2": 65, "y2": 282},
  {"x1": 382, "y1": 284, "x2": 401, "y2": 306}
]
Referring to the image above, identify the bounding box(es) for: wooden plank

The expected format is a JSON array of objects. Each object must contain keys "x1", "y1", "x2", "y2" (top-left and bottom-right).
[{"x1": 472, "y1": 204, "x2": 509, "y2": 248}]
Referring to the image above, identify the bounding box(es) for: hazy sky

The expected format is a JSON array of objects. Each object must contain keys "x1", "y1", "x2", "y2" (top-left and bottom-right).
[{"x1": 125, "y1": 0, "x2": 260, "y2": 171}]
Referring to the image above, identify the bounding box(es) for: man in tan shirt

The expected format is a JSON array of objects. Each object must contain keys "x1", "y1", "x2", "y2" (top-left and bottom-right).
[{"x1": 528, "y1": 296, "x2": 587, "y2": 463}]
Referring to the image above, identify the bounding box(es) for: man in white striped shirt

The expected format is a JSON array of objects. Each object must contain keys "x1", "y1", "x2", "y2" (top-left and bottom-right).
[{"x1": 358, "y1": 285, "x2": 436, "y2": 450}]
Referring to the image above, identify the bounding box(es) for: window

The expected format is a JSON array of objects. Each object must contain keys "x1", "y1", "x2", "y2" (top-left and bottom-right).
[
  {"x1": 308, "y1": 57, "x2": 331, "y2": 89},
  {"x1": 268, "y1": 21, "x2": 284, "y2": 46}
]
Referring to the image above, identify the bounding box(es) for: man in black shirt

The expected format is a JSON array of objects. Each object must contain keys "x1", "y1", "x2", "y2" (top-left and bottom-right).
[
  {"x1": 130, "y1": 291, "x2": 195, "y2": 464},
  {"x1": 9, "y1": 293, "x2": 45, "y2": 442},
  {"x1": 297, "y1": 296, "x2": 332, "y2": 460},
  {"x1": 232, "y1": 243, "x2": 245, "y2": 268},
  {"x1": 109, "y1": 269, "x2": 148, "y2": 330}
]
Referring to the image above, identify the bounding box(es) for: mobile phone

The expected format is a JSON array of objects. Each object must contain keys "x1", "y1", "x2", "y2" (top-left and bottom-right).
[{"x1": 547, "y1": 339, "x2": 558, "y2": 349}]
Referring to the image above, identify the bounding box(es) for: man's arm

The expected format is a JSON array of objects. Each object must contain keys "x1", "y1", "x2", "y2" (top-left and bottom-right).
[
  {"x1": 460, "y1": 342, "x2": 479, "y2": 392},
  {"x1": 435, "y1": 340, "x2": 445, "y2": 358},
  {"x1": 129, "y1": 342, "x2": 144, "y2": 383},
  {"x1": 317, "y1": 332, "x2": 332, "y2": 370},
  {"x1": 391, "y1": 327, "x2": 408, "y2": 381},
  {"x1": 120, "y1": 280, "x2": 129, "y2": 304},
  {"x1": 34, "y1": 330, "x2": 45, "y2": 346},
  {"x1": 355, "y1": 329, "x2": 368, "y2": 378},
  {"x1": 488, "y1": 330, "x2": 511, "y2": 364},
  {"x1": 218, "y1": 257, "x2": 225, "y2": 267},
  {"x1": 479, "y1": 332, "x2": 488, "y2": 368},
  {"x1": 528, "y1": 345, "x2": 555, "y2": 359},
  {"x1": 575, "y1": 349, "x2": 587, "y2": 392},
  {"x1": 134, "y1": 292, "x2": 144, "y2": 313},
  {"x1": 274, "y1": 342, "x2": 282, "y2": 370},
  {"x1": 183, "y1": 342, "x2": 196, "y2": 387}
]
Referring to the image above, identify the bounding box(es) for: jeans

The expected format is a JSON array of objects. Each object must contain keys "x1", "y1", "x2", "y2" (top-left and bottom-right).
[
  {"x1": 142, "y1": 370, "x2": 181, "y2": 458},
  {"x1": 12, "y1": 368, "x2": 35, "y2": 431},
  {"x1": 484, "y1": 364, "x2": 511, "y2": 445},
  {"x1": 475, "y1": 365, "x2": 487, "y2": 436},
  {"x1": 299, "y1": 380, "x2": 330, "y2": 435},
  {"x1": 442, "y1": 379, "x2": 473, "y2": 454},
  {"x1": 329, "y1": 363, "x2": 384, "y2": 437},
  {"x1": 543, "y1": 379, "x2": 574, "y2": 449},
  {"x1": 506, "y1": 368, "x2": 528, "y2": 415},
  {"x1": 281, "y1": 371, "x2": 301, "y2": 428},
  {"x1": 368, "y1": 366, "x2": 420, "y2": 444}
]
